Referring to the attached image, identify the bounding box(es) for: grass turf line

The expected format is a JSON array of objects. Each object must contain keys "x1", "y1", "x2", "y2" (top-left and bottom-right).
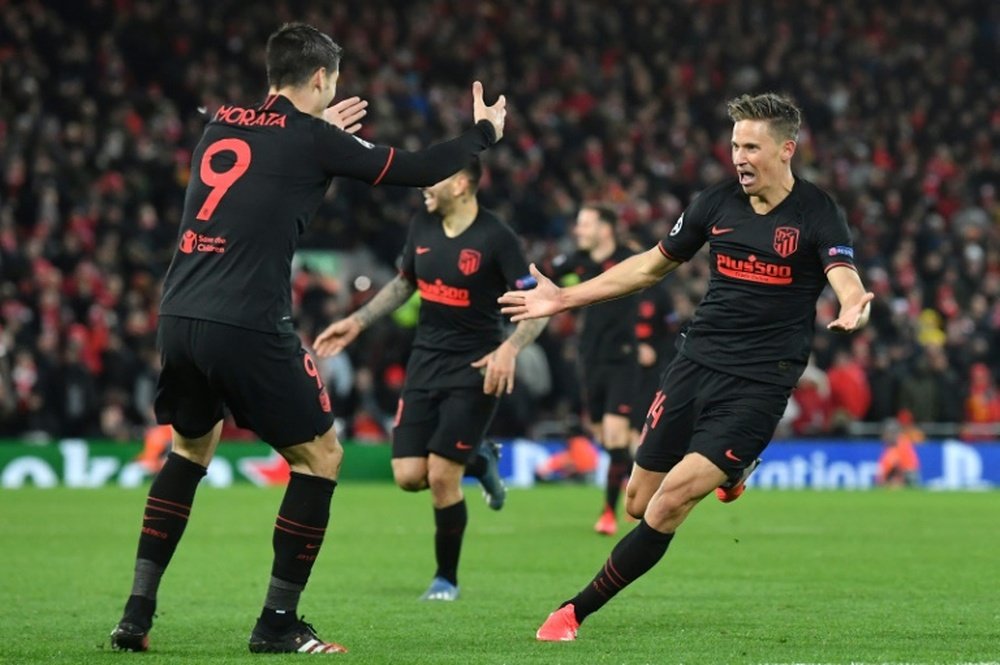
[{"x1": 0, "y1": 485, "x2": 996, "y2": 664}]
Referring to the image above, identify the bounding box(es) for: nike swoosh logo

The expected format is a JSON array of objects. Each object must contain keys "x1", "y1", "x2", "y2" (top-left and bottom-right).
[
  {"x1": 416, "y1": 246, "x2": 431, "y2": 254},
  {"x1": 711, "y1": 226, "x2": 735, "y2": 236},
  {"x1": 305, "y1": 543, "x2": 320, "y2": 550},
  {"x1": 724, "y1": 449, "x2": 742, "y2": 462},
  {"x1": 455, "y1": 441, "x2": 473, "y2": 450}
]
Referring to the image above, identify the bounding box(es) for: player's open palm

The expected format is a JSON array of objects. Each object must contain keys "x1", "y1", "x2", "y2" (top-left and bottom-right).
[
  {"x1": 472, "y1": 81, "x2": 506, "y2": 142},
  {"x1": 828, "y1": 292, "x2": 875, "y2": 333},
  {"x1": 323, "y1": 96, "x2": 368, "y2": 134},
  {"x1": 314, "y1": 317, "x2": 361, "y2": 357},
  {"x1": 499, "y1": 264, "x2": 562, "y2": 322}
]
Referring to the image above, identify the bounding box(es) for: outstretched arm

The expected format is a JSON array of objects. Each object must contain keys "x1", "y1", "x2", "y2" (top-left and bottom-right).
[
  {"x1": 826, "y1": 266, "x2": 873, "y2": 333},
  {"x1": 318, "y1": 82, "x2": 506, "y2": 188},
  {"x1": 471, "y1": 317, "x2": 550, "y2": 396},
  {"x1": 499, "y1": 246, "x2": 681, "y2": 322},
  {"x1": 314, "y1": 275, "x2": 416, "y2": 357}
]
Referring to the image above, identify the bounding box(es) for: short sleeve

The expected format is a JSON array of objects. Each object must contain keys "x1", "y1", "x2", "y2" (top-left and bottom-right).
[
  {"x1": 658, "y1": 189, "x2": 714, "y2": 262},
  {"x1": 815, "y1": 201, "x2": 857, "y2": 273}
]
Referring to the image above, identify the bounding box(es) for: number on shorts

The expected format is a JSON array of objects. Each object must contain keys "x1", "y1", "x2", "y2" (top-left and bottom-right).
[{"x1": 196, "y1": 138, "x2": 252, "y2": 221}]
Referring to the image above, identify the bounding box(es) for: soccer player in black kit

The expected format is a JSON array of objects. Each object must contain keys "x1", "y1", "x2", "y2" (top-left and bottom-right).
[
  {"x1": 109, "y1": 23, "x2": 507, "y2": 654},
  {"x1": 313, "y1": 159, "x2": 548, "y2": 602},
  {"x1": 553, "y1": 205, "x2": 638, "y2": 536},
  {"x1": 500, "y1": 93, "x2": 874, "y2": 641}
]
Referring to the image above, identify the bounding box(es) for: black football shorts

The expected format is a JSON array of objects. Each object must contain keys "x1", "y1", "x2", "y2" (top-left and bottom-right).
[
  {"x1": 634, "y1": 354, "x2": 790, "y2": 483},
  {"x1": 633, "y1": 363, "x2": 666, "y2": 430},
  {"x1": 582, "y1": 361, "x2": 640, "y2": 424},
  {"x1": 154, "y1": 316, "x2": 334, "y2": 447},
  {"x1": 392, "y1": 387, "x2": 499, "y2": 464}
]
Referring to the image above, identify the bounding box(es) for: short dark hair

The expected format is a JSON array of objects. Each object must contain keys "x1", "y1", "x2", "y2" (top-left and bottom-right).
[
  {"x1": 582, "y1": 203, "x2": 617, "y2": 230},
  {"x1": 457, "y1": 157, "x2": 482, "y2": 192},
  {"x1": 726, "y1": 93, "x2": 802, "y2": 142},
  {"x1": 266, "y1": 23, "x2": 343, "y2": 89}
]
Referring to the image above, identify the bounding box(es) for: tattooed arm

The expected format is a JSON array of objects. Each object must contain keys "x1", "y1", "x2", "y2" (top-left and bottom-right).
[{"x1": 314, "y1": 275, "x2": 416, "y2": 357}]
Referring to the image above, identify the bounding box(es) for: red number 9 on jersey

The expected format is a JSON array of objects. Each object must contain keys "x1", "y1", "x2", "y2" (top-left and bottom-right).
[{"x1": 196, "y1": 138, "x2": 252, "y2": 221}]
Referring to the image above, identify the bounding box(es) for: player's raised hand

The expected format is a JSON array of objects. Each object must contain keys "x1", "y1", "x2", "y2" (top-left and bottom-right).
[
  {"x1": 314, "y1": 317, "x2": 362, "y2": 357},
  {"x1": 499, "y1": 264, "x2": 562, "y2": 322},
  {"x1": 323, "y1": 96, "x2": 368, "y2": 134},
  {"x1": 472, "y1": 80, "x2": 506, "y2": 142},
  {"x1": 827, "y1": 292, "x2": 875, "y2": 333}
]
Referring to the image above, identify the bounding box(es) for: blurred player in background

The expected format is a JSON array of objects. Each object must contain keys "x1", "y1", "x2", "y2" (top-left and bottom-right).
[
  {"x1": 110, "y1": 22, "x2": 506, "y2": 654},
  {"x1": 501, "y1": 93, "x2": 873, "y2": 641},
  {"x1": 552, "y1": 205, "x2": 639, "y2": 535},
  {"x1": 314, "y1": 159, "x2": 547, "y2": 602}
]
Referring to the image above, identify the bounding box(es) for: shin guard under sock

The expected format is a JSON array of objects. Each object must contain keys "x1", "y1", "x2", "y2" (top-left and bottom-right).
[
  {"x1": 265, "y1": 472, "x2": 336, "y2": 618},
  {"x1": 567, "y1": 520, "x2": 674, "y2": 622},
  {"x1": 132, "y1": 452, "x2": 207, "y2": 598},
  {"x1": 433, "y1": 500, "x2": 468, "y2": 586}
]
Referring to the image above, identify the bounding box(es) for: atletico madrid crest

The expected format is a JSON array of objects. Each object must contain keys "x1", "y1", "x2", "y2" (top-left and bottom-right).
[
  {"x1": 458, "y1": 249, "x2": 481, "y2": 275},
  {"x1": 773, "y1": 226, "x2": 799, "y2": 258}
]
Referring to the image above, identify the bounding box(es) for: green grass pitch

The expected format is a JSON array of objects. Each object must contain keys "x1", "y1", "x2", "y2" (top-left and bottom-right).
[{"x1": 1, "y1": 484, "x2": 997, "y2": 664}]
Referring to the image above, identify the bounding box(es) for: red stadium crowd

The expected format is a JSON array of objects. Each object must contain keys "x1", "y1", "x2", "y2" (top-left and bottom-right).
[{"x1": 1, "y1": 0, "x2": 998, "y2": 442}]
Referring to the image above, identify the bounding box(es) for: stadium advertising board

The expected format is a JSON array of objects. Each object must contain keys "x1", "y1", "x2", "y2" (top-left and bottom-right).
[{"x1": 1, "y1": 439, "x2": 997, "y2": 489}]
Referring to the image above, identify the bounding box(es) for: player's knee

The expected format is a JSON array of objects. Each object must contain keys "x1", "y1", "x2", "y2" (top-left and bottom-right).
[
  {"x1": 602, "y1": 424, "x2": 630, "y2": 449},
  {"x1": 624, "y1": 492, "x2": 647, "y2": 520},
  {"x1": 305, "y1": 430, "x2": 344, "y2": 479},
  {"x1": 394, "y1": 469, "x2": 426, "y2": 492},
  {"x1": 395, "y1": 476, "x2": 425, "y2": 492},
  {"x1": 426, "y1": 468, "x2": 457, "y2": 496}
]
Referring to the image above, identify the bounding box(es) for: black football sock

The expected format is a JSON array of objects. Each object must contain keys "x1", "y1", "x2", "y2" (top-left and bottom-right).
[
  {"x1": 130, "y1": 452, "x2": 207, "y2": 600},
  {"x1": 565, "y1": 520, "x2": 674, "y2": 623},
  {"x1": 263, "y1": 472, "x2": 336, "y2": 625},
  {"x1": 433, "y1": 499, "x2": 467, "y2": 586},
  {"x1": 604, "y1": 448, "x2": 632, "y2": 514}
]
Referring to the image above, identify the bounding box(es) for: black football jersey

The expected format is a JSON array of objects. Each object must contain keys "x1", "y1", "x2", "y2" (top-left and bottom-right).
[
  {"x1": 399, "y1": 208, "x2": 531, "y2": 388},
  {"x1": 658, "y1": 177, "x2": 857, "y2": 387},
  {"x1": 553, "y1": 246, "x2": 638, "y2": 364},
  {"x1": 159, "y1": 94, "x2": 494, "y2": 333}
]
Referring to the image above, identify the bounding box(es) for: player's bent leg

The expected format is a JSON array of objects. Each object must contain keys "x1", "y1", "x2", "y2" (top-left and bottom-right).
[
  {"x1": 392, "y1": 457, "x2": 429, "y2": 492},
  {"x1": 427, "y1": 455, "x2": 465, "y2": 508},
  {"x1": 279, "y1": 426, "x2": 343, "y2": 480},
  {"x1": 111, "y1": 421, "x2": 223, "y2": 652},
  {"x1": 170, "y1": 421, "x2": 224, "y2": 466},
  {"x1": 249, "y1": 426, "x2": 346, "y2": 654},
  {"x1": 643, "y1": 453, "x2": 727, "y2": 533},
  {"x1": 624, "y1": 465, "x2": 666, "y2": 520},
  {"x1": 420, "y1": 455, "x2": 466, "y2": 601},
  {"x1": 537, "y1": 453, "x2": 724, "y2": 642}
]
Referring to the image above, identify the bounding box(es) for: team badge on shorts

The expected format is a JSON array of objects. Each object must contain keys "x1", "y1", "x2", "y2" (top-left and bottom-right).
[
  {"x1": 773, "y1": 226, "x2": 799, "y2": 258},
  {"x1": 458, "y1": 249, "x2": 481, "y2": 275}
]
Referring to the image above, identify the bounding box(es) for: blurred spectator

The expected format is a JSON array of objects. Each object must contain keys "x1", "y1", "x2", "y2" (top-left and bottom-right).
[
  {"x1": 876, "y1": 418, "x2": 921, "y2": 488},
  {"x1": 790, "y1": 362, "x2": 832, "y2": 437},
  {"x1": 826, "y1": 349, "x2": 872, "y2": 433},
  {"x1": 898, "y1": 345, "x2": 963, "y2": 424},
  {"x1": 962, "y1": 362, "x2": 1000, "y2": 441},
  {"x1": 1, "y1": 1, "x2": 998, "y2": 440}
]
